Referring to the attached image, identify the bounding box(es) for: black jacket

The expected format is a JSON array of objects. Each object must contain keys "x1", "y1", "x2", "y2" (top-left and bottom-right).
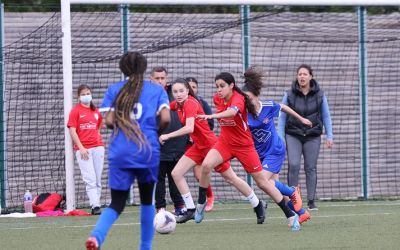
[
  {"x1": 198, "y1": 96, "x2": 214, "y2": 131},
  {"x1": 285, "y1": 79, "x2": 324, "y2": 137},
  {"x1": 160, "y1": 86, "x2": 188, "y2": 161}
]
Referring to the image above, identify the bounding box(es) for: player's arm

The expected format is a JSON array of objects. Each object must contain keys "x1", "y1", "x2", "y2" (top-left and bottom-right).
[
  {"x1": 280, "y1": 104, "x2": 312, "y2": 127},
  {"x1": 68, "y1": 127, "x2": 89, "y2": 160},
  {"x1": 197, "y1": 107, "x2": 237, "y2": 120},
  {"x1": 104, "y1": 110, "x2": 115, "y2": 130},
  {"x1": 159, "y1": 117, "x2": 194, "y2": 145}
]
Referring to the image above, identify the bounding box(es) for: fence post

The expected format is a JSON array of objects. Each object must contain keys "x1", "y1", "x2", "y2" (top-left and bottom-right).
[
  {"x1": 357, "y1": 6, "x2": 369, "y2": 199},
  {"x1": 240, "y1": 5, "x2": 253, "y2": 187},
  {"x1": 0, "y1": 3, "x2": 6, "y2": 212}
]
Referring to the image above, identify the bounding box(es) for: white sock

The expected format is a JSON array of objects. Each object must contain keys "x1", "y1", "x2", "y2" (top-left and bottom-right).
[
  {"x1": 246, "y1": 192, "x2": 260, "y2": 208},
  {"x1": 182, "y1": 192, "x2": 195, "y2": 209}
]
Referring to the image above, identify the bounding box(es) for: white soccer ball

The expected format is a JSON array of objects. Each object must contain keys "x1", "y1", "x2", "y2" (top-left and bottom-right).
[{"x1": 153, "y1": 210, "x2": 176, "y2": 234}]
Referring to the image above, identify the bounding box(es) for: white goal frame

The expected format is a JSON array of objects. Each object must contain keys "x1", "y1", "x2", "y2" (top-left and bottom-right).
[{"x1": 61, "y1": 0, "x2": 400, "y2": 212}]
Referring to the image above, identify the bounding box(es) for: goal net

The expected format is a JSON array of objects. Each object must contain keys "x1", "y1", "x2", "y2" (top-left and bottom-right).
[{"x1": 1, "y1": 4, "x2": 400, "y2": 211}]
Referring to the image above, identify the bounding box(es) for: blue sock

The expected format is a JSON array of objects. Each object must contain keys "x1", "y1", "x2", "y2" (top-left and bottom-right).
[
  {"x1": 274, "y1": 180, "x2": 295, "y2": 196},
  {"x1": 287, "y1": 200, "x2": 305, "y2": 215},
  {"x1": 90, "y1": 207, "x2": 119, "y2": 247},
  {"x1": 140, "y1": 204, "x2": 155, "y2": 250}
]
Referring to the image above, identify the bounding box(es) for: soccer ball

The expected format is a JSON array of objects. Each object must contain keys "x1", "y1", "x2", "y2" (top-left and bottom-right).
[{"x1": 153, "y1": 210, "x2": 176, "y2": 234}]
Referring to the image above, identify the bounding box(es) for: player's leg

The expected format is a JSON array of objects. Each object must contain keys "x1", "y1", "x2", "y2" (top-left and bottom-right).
[
  {"x1": 220, "y1": 166, "x2": 265, "y2": 224},
  {"x1": 237, "y1": 148, "x2": 300, "y2": 231},
  {"x1": 86, "y1": 167, "x2": 134, "y2": 249},
  {"x1": 268, "y1": 158, "x2": 309, "y2": 223},
  {"x1": 171, "y1": 155, "x2": 197, "y2": 223},
  {"x1": 195, "y1": 148, "x2": 225, "y2": 223},
  {"x1": 166, "y1": 160, "x2": 185, "y2": 215},
  {"x1": 263, "y1": 156, "x2": 302, "y2": 212},
  {"x1": 76, "y1": 150, "x2": 100, "y2": 214},
  {"x1": 194, "y1": 165, "x2": 214, "y2": 212},
  {"x1": 138, "y1": 180, "x2": 157, "y2": 250},
  {"x1": 252, "y1": 171, "x2": 300, "y2": 231}
]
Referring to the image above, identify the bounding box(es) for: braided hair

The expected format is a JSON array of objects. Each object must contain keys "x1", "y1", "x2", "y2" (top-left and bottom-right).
[
  {"x1": 113, "y1": 51, "x2": 148, "y2": 149},
  {"x1": 215, "y1": 72, "x2": 258, "y2": 118}
]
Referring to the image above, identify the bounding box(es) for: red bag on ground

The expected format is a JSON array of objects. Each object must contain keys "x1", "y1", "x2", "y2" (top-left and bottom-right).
[
  {"x1": 66, "y1": 209, "x2": 91, "y2": 216},
  {"x1": 32, "y1": 193, "x2": 63, "y2": 213}
]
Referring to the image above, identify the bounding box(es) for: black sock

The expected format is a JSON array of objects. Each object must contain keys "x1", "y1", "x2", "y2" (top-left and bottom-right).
[
  {"x1": 198, "y1": 186, "x2": 208, "y2": 204},
  {"x1": 278, "y1": 199, "x2": 295, "y2": 218}
]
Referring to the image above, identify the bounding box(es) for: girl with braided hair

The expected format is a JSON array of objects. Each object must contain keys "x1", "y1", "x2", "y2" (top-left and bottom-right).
[
  {"x1": 86, "y1": 51, "x2": 170, "y2": 250},
  {"x1": 242, "y1": 66, "x2": 312, "y2": 224},
  {"x1": 195, "y1": 72, "x2": 301, "y2": 231}
]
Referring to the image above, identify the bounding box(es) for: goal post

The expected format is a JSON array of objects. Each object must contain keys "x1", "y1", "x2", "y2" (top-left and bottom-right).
[{"x1": 60, "y1": 0, "x2": 400, "y2": 212}]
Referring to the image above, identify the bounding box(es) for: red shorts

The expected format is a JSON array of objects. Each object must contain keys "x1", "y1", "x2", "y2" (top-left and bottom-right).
[
  {"x1": 185, "y1": 143, "x2": 230, "y2": 173},
  {"x1": 213, "y1": 140, "x2": 262, "y2": 173}
]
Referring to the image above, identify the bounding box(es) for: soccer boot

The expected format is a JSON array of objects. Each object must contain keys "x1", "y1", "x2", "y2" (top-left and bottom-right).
[
  {"x1": 205, "y1": 195, "x2": 214, "y2": 212},
  {"x1": 86, "y1": 237, "x2": 99, "y2": 250},
  {"x1": 289, "y1": 186, "x2": 303, "y2": 212},
  {"x1": 194, "y1": 203, "x2": 206, "y2": 223},
  {"x1": 288, "y1": 214, "x2": 301, "y2": 232},
  {"x1": 299, "y1": 210, "x2": 311, "y2": 224},
  {"x1": 253, "y1": 200, "x2": 266, "y2": 224},
  {"x1": 176, "y1": 209, "x2": 195, "y2": 224}
]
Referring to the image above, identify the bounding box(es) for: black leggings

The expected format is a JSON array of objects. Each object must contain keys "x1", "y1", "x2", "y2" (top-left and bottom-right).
[{"x1": 109, "y1": 182, "x2": 155, "y2": 215}]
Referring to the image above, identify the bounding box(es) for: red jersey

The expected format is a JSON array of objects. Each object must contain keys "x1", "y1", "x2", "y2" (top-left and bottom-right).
[
  {"x1": 214, "y1": 90, "x2": 254, "y2": 147},
  {"x1": 170, "y1": 95, "x2": 216, "y2": 149},
  {"x1": 67, "y1": 103, "x2": 104, "y2": 150}
]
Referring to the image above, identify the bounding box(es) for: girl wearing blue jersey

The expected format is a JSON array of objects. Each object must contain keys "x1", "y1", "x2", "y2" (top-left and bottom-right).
[
  {"x1": 86, "y1": 52, "x2": 170, "y2": 250},
  {"x1": 242, "y1": 66, "x2": 312, "y2": 224}
]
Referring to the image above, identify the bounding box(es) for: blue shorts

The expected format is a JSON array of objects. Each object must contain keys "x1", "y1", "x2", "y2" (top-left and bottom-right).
[
  {"x1": 261, "y1": 153, "x2": 285, "y2": 174},
  {"x1": 109, "y1": 166, "x2": 159, "y2": 190}
]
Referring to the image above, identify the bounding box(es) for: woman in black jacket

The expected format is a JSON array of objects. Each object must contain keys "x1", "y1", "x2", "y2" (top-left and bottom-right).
[{"x1": 278, "y1": 64, "x2": 333, "y2": 211}]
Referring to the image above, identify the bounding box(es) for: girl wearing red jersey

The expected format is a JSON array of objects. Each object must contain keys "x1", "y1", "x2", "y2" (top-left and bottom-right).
[
  {"x1": 67, "y1": 84, "x2": 104, "y2": 215},
  {"x1": 159, "y1": 78, "x2": 265, "y2": 224},
  {"x1": 196, "y1": 72, "x2": 300, "y2": 231}
]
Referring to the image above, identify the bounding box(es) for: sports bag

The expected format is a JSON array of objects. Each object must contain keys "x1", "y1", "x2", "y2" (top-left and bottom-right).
[{"x1": 32, "y1": 193, "x2": 64, "y2": 213}]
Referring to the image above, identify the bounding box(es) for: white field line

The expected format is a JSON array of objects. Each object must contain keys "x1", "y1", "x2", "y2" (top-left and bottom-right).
[
  {"x1": 1, "y1": 211, "x2": 398, "y2": 231},
  {"x1": 118, "y1": 201, "x2": 400, "y2": 215}
]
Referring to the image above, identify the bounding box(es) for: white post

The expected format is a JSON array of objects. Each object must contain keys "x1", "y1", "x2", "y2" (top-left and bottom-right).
[{"x1": 61, "y1": 0, "x2": 75, "y2": 212}]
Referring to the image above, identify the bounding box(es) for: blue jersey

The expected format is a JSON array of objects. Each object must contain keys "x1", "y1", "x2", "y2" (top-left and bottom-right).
[
  {"x1": 248, "y1": 100, "x2": 285, "y2": 161},
  {"x1": 100, "y1": 79, "x2": 169, "y2": 169}
]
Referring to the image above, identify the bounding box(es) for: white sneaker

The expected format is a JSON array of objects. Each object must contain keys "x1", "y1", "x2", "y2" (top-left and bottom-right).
[{"x1": 288, "y1": 214, "x2": 301, "y2": 232}]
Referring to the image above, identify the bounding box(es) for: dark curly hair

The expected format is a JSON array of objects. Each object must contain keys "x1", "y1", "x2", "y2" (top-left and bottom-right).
[{"x1": 215, "y1": 72, "x2": 257, "y2": 118}]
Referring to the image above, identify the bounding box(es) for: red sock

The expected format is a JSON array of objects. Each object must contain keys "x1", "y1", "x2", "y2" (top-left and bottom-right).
[{"x1": 206, "y1": 184, "x2": 213, "y2": 198}]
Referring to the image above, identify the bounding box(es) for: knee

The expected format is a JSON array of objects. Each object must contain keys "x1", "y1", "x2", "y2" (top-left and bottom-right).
[
  {"x1": 109, "y1": 200, "x2": 126, "y2": 215},
  {"x1": 305, "y1": 166, "x2": 317, "y2": 174},
  {"x1": 171, "y1": 169, "x2": 180, "y2": 181},
  {"x1": 85, "y1": 181, "x2": 97, "y2": 189},
  {"x1": 201, "y1": 162, "x2": 213, "y2": 174}
]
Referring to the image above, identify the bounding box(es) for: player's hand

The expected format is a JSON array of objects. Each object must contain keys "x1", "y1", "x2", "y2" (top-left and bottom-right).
[
  {"x1": 301, "y1": 118, "x2": 313, "y2": 127},
  {"x1": 159, "y1": 134, "x2": 169, "y2": 145},
  {"x1": 325, "y1": 139, "x2": 333, "y2": 149},
  {"x1": 79, "y1": 148, "x2": 89, "y2": 160}
]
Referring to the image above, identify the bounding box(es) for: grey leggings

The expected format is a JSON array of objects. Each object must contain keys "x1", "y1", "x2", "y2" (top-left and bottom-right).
[{"x1": 285, "y1": 134, "x2": 321, "y2": 201}]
